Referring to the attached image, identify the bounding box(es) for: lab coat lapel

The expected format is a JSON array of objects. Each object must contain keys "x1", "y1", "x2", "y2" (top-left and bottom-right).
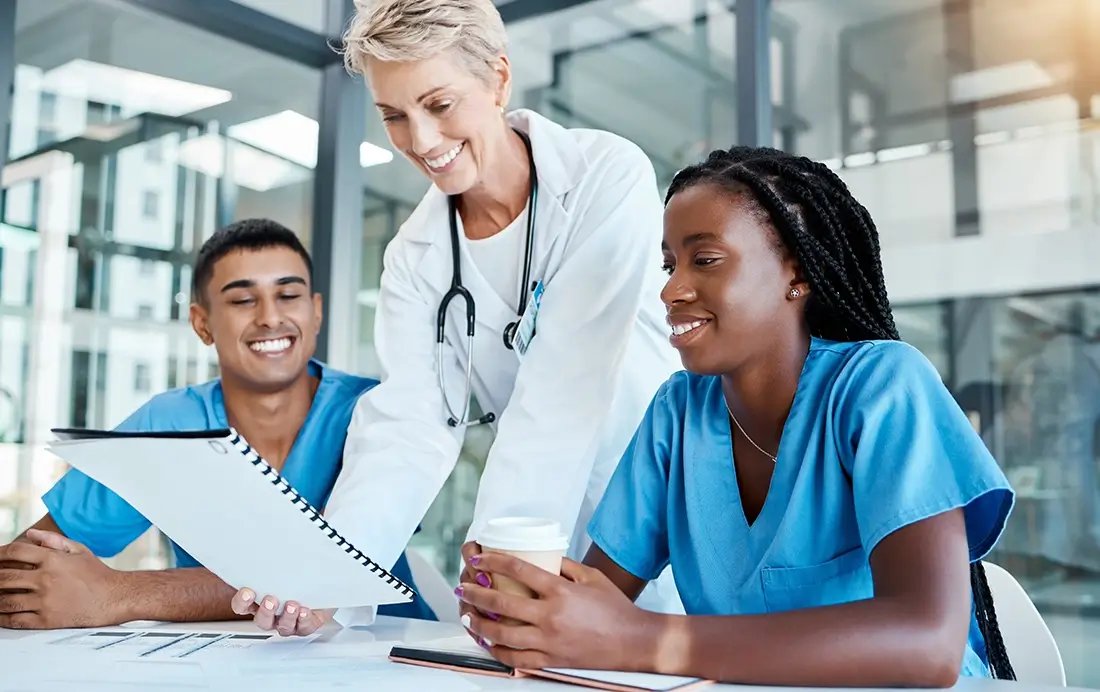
[
  {"x1": 511, "y1": 109, "x2": 585, "y2": 283},
  {"x1": 529, "y1": 188, "x2": 570, "y2": 281}
]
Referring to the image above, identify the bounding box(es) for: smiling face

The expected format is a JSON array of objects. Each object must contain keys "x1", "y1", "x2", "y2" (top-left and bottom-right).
[
  {"x1": 366, "y1": 53, "x2": 511, "y2": 196},
  {"x1": 660, "y1": 182, "x2": 810, "y2": 376},
  {"x1": 189, "y1": 246, "x2": 322, "y2": 393}
]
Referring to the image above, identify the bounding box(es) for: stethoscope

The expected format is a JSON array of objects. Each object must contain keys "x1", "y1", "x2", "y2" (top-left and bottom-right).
[{"x1": 436, "y1": 128, "x2": 538, "y2": 428}]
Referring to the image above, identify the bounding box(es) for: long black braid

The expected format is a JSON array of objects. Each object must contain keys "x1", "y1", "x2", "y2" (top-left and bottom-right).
[{"x1": 665, "y1": 145, "x2": 1015, "y2": 681}]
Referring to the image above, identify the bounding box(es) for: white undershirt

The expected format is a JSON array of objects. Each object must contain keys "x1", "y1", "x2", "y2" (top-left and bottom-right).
[{"x1": 461, "y1": 203, "x2": 531, "y2": 315}]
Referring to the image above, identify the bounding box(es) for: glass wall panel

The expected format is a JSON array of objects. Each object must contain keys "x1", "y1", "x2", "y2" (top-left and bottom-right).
[
  {"x1": 774, "y1": 0, "x2": 1100, "y2": 685},
  {"x1": 1, "y1": 0, "x2": 320, "y2": 570},
  {"x1": 352, "y1": 0, "x2": 740, "y2": 580}
]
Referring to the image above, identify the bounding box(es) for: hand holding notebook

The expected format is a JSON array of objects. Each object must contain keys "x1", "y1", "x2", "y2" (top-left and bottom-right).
[{"x1": 46, "y1": 428, "x2": 414, "y2": 611}]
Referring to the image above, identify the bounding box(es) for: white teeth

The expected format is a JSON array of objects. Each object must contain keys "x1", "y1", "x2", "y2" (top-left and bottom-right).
[
  {"x1": 425, "y1": 143, "x2": 463, "y2": 170},
  {"x1": 671, "y1": 320, "x2": 708, "y2": 336},
  {"x1": 249, "y1": 337, "x2": 292, "y2": 353}
]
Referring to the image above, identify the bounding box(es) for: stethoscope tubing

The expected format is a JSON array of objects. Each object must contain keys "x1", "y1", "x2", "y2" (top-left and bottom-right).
[{"x1": 436, "y1": 128, "x2": 537, "y2": 427}]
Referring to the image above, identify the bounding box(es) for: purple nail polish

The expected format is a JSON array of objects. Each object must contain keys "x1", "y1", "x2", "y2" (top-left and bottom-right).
[
  {"x1": 477, "y1": 637, "x2": 489, "y2": 649},
  {"x1": 476, "y1": 572, "x2": 491, "y2": 588},
  {"x1": 454, "y1": 585, "x2": 464, "y2": 597},
  {"x1": 487, "y1": 612, "x2": 500, "y2": 621},
  {"x1": 469, "y1": 555, "x2": 481, "y2": 566}
]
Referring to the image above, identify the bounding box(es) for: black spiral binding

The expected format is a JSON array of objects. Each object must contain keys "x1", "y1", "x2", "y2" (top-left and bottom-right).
[{"x1": 225, "y1": 428, "x2": 416, "y2": 600}]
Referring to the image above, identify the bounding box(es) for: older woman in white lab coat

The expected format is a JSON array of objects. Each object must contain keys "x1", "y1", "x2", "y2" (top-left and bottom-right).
[{"x1": 231, "y1": 0, "x2": 682, "y2": 635}]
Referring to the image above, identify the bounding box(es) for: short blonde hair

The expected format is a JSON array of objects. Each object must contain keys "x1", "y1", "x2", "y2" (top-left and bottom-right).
[{"x1": 341, "y1": 0, "x2": 509, "y2": 82}]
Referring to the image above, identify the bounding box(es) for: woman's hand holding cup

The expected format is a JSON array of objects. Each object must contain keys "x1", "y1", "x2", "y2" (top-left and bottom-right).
[
  {"x1": 460, "y1": 517, "x2": 570, "y2": 646},
  {"x1": 459, "y1": 540, "x2": 496, "y2": 647}
]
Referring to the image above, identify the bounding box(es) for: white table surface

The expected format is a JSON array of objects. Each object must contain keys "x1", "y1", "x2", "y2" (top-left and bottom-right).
[{"x1": 1, "y1": 616, "x2": 1094, "y2": 691}]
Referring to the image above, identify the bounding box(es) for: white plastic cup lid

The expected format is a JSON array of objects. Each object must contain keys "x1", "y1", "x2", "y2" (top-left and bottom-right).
[{"x1": 477, "y1": 517, "x2": 570, "y2": 552}]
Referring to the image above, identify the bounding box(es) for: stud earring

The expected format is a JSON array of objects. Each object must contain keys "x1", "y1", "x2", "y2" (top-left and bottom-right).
[{"x1": 789, "y1": 288, "x2": 801, "y2": 299}]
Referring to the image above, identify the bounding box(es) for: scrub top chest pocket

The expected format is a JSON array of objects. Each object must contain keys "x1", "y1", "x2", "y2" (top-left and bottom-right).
[{"x1": 760, "y1": 545, "x2": 874, "y2": 613}]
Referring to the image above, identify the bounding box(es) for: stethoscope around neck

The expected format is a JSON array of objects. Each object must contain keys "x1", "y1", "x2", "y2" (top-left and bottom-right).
[{"x1": 436, "y1": 127, "x2": 538, "y2": 428}]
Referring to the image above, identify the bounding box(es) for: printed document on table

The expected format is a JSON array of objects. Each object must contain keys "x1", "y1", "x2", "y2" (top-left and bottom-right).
[{"x1": 14, "y1": 628, "x2": 316, "y2": 662}]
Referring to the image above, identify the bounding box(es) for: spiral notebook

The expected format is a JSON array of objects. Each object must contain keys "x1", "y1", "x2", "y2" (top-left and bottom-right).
[{"x1": 46, "y1": 428, "x2": 415, "y2": 611}]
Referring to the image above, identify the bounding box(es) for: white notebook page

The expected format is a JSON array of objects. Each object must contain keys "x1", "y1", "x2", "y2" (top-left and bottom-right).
[
  {"x1": 543, "y1": 669, "x2": 705, "y2": 691},
  {"x1": 46, "y1": 432, "x2": 412, "y2": 610}
]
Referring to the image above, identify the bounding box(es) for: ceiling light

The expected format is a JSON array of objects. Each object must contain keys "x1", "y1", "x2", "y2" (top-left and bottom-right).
[
  {"x1": 875, "y1": 143, "x2": 933, "y2": 163},
  {"x1": 228, "y1": 110, "x2": 393, "y2": 169},
  {"x1": 40, "y1": 59, "x2": 232, "y2": 118},
  {"x1": 359, "y1": 141, "x2": 394, "y2": 167},
  {"x1": 227, "y1": 110, "x2": 318, "y2": 168},
  {"x1": 175, "y1": 134, "x2": 312, "y2": 192},
  {"x1": 843, "y1": 152, "x2": 877, "y2": 168}
]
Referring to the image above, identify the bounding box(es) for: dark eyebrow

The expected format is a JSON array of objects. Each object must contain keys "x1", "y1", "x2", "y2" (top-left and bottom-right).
[
  {"x1": 375, "y1": 87, "x2": 447, "y2": 111},
  {"x1": 220, "y1": 279, "x2": 254, "y2": 293},
  {"x1": 683, "y1": 232, "x2": 722, "y2": 246},
  {"x1": 220, "y1": 276, "x2": 307, "y2": 293},
  {"x1": 661, "y1": 232, "x2": 722, "y2": 251}
]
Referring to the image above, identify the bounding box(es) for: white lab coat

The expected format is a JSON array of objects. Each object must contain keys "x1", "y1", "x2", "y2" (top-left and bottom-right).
[{"x1": 325, "y1": 109, "x2": 684, "y2": 624}]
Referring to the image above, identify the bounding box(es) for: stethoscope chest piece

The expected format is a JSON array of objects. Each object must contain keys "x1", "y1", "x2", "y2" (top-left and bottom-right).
[{"x1": 502, "y1": 321, "x2": 519, "y2": 350}]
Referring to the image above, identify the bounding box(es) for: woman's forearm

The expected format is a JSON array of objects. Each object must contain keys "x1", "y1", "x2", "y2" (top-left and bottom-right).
[{"x1": 637, "y1": 598, "x2": 966, "y2": 688}]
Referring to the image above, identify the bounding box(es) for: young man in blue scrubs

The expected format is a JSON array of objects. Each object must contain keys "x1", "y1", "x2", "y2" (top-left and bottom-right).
[
  {"x1": 455, "y1": 147, "x2": 1017, "y2": 686},
  {"x1": 0, "y1": 218, "x2": 433, "y2": 630}
]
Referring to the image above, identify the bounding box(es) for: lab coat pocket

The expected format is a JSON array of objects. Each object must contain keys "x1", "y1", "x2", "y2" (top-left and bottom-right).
[{"x1": 760, "y1": 546, "x2": 873, "y2": 613}]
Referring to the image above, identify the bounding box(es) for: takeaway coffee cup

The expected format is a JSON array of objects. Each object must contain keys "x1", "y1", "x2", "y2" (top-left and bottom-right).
[{"x1": 476, "y1": 517, "x2": 570, "y2": 606}]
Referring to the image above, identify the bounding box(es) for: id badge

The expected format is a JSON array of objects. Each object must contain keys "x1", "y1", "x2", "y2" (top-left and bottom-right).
[{"x1": 513, "y1": 281, "x2": 543, "y2": 359}]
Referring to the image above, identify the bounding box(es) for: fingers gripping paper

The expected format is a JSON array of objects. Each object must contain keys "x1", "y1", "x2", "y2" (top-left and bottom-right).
[{"x1": 47, "y1": 428, "x2": 414, "y2": 610}]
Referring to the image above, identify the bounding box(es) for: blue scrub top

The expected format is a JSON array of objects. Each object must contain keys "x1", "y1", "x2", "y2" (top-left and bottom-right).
[
  {"x1": 43, "y1": 359, "x2": 436, "y2": 622},
  {"x1": 589, "y1": 338, "x2": 1015, "y2": 678}
]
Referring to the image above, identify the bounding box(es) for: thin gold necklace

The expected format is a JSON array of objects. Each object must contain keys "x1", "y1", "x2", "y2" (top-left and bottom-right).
[{"x1": 725, "y1": 401, "x2": 778, "y2": 464}]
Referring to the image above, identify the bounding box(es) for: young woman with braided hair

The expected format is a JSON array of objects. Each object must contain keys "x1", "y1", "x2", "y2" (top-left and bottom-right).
[{"x1": 456, "y1": 145, "x2": 1016, "y2": 687}]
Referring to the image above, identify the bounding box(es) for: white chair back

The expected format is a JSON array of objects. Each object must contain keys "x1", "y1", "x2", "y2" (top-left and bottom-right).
[
  {"x1": 407, "y1": 548, "x2": 460, "y2": 623},
  {"x1": 983, "y1": 561, "x2": 1066, "y2": 686}
]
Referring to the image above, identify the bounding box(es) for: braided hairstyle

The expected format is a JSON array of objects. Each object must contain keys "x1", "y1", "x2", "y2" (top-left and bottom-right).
[{"x1": 665, "y1": 145, "x2": 1015, "y2": 681}]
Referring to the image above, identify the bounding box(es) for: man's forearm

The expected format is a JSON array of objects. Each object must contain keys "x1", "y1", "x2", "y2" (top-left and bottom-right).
[{"x1": 112, "y1": 568, "x2": 242, "y2": 623}]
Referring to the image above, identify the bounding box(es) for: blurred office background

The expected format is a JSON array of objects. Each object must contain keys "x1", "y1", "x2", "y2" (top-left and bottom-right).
[{"x1": 0, "y1": 0, "x2": 1098, "y2": 683}]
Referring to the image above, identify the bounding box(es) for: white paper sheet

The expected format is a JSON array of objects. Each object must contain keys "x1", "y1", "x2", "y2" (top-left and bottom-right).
[
  {"x1": 543, "y1": 668, "x2": 705, "y2": 691},
  {"x1": 411, "y1": 634, "x2": 494, "y2": 658},
  {"x1": 46, "y1": 431, "x2": 412, "y2": 610}
]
